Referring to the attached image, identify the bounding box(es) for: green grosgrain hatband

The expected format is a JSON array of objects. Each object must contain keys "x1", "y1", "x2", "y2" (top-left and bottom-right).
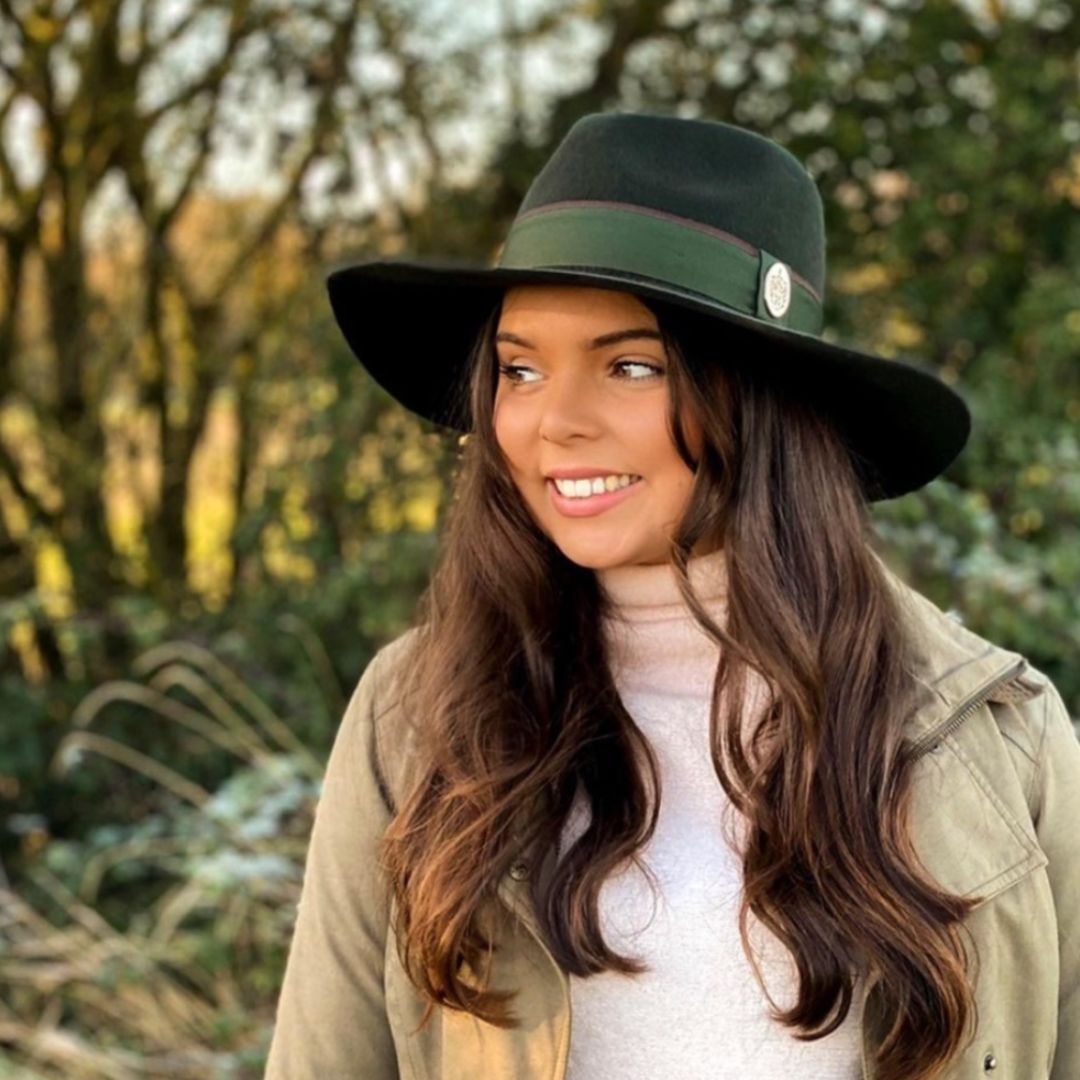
[{"x1": 497, "y1": 200, "x2": 823, "y2": 335}]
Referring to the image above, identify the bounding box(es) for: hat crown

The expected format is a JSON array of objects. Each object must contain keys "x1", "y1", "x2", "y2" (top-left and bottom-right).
[{"x1": 513, "y1": 112, "x2": 826, "y2": 299}]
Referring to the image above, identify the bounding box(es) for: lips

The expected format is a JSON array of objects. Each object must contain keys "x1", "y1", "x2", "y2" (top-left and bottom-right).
[{"x1": 546, "y1": 475, "x2": 643, "y2": 518}]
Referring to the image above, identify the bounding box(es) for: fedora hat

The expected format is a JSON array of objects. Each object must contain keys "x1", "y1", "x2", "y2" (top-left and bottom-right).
[{"x1": 325, "y1": 110, "x2": 970, "y2": 502}]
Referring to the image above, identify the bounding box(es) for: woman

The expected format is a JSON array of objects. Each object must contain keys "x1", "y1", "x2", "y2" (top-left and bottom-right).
[{"x1": 265, "y1": 113, "x2": 1079, "y2": 1080}]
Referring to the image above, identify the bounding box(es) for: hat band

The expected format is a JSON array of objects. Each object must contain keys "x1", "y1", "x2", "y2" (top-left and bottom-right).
[{"x1": 496, "y1": 201, "x2": 823, "y2": 336}]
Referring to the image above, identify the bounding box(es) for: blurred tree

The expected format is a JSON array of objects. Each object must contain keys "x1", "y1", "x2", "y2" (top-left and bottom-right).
[{"x1": 0, "y1": 0, "x2": 367, "y2": 619}]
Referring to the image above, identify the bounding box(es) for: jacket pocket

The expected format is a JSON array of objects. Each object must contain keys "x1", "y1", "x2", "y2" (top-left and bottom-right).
[{"x1": 907, "y1": 702, "x2": 1049, "y2": 909}]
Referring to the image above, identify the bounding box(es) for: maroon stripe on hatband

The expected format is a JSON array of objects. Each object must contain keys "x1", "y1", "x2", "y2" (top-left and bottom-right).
[{"x1": 514, "y1": 198, "x2": 822, "y2": 303}]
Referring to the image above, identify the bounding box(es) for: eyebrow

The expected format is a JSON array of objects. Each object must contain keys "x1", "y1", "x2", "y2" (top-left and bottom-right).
[{"x1": 494, "y1": 327, "x2": 664, "y2": 350}]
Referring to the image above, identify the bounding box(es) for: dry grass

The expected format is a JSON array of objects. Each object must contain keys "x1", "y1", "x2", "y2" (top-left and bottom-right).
[{"x1": 0, "y1": 628, "x2": 332, "y2": 1079}]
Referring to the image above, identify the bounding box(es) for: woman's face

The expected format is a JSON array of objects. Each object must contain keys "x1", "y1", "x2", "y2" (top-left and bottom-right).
[{"x1": 493, "y1": 283, "x2": 708, "y2": 570}]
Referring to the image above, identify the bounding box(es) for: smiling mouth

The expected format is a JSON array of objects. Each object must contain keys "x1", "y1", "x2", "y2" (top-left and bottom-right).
[
  {"x1": 545, "y1": 476, "x2": 644, "y2": 518},
  {"x1": 547, "y1": 475, "x2": 643, "y2": 498}
]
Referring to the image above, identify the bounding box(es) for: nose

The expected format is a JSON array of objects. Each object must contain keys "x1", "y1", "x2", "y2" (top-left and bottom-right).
[{"x1": 535, "y1": 366, "x2": 607, "y2": 442}]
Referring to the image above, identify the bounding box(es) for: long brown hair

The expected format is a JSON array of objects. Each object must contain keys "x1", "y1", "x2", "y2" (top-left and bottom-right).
[{"x1": 380, "y1": 290, "x2": 983, "y2": 1080}]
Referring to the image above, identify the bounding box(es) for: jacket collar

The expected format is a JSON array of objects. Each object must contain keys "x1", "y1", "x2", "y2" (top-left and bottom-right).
[{"x1": 872, "y1": 551, "x2": 1030, "y2": 747}]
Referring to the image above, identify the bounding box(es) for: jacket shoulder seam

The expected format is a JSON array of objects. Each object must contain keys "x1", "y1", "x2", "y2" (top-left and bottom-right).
[
  {"x1": 1028, "y1": 689, "x2": 1052, "y2": 812},
  {"x1": 368, "y1": 628, "x2": 421, "y2": 816},
  {"x1": 363, "y1": 647, "x2": 397, "y2": 817}
]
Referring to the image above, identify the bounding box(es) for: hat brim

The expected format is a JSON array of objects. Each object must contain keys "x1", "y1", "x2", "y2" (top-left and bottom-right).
[{"x1": 326, "y1": 256, "x2": 971, "y2": 503}]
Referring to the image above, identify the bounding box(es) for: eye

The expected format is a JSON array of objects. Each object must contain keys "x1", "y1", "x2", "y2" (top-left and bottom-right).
[
  {"x1": 612, "y1": 359, "x2": 665, "y2": 380},
  {"x1": 497, "y1": 358, "x2": 665, "y2": 384},
  {"x1": 497, "y1": 362, "x2": 542, "y2": 385}
]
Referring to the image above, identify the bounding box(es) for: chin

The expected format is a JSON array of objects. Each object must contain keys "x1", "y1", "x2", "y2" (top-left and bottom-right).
[{"x1": 549, "y1": 542, "x2": 634, "y2": 571}]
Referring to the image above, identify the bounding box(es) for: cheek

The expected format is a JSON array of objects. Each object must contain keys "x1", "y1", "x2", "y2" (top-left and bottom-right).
[
  {"x1": 636, "y1": 407, "x2": 692, "y2": 476},
  {"x1": 492, "y1": 396, "x2": 516, "y2": 453},
  {"x1": 645, "y1": 418, "x2": 699, "y2": 507},
  {"x1": 493, "y1": 399, "x2": 537, "y2": 478}
]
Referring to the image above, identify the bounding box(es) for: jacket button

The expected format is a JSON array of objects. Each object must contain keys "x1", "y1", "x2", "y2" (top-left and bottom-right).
[
  {"x1": 509, "y1": 860, "x2": 529, "y2": 880},
  {"x1": 983, "y1": 1052, "x2": 997, "y2": 1070}
]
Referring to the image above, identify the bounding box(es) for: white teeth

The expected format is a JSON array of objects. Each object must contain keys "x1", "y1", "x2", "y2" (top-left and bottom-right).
[{"x1": 553, "y1": 474, "x2": 641, "y2": 498}]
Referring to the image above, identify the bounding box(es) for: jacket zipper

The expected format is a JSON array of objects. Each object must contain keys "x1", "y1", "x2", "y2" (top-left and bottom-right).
[
  {"x1": 495, "y1": 875, "x2": 572, "y2": 1080},
  {"x1": 905, "y1": 657, "x2": 1029, "y2": 763},
  {"x1": 861, "y1": 655, "x2": 1032, "y2": 1080}
]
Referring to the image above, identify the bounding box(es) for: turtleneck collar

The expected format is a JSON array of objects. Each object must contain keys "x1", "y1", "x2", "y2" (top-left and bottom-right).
[
  {"x1": 593, "y1": 548, "x2": 729, "y2": 696},
  {"x1": 596, "y1": 546, "x2": 729, "y2": 623}
]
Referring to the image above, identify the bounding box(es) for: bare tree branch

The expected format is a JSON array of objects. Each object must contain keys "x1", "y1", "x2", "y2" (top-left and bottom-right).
[
  {"x1": 0, "y1": 0, "x2": 29, "y2": 48},
  {"x1": 156, "y1": 97, "x2": 220, "y2": 233},
  {"x1": 151, "y1": 4, "x2": 263, "y2": 230},
  {"x1": 207, "y1": 8, "x2": 361, "y2": 298},
  {"x1": 137, "y1": 2, "x2": 203, "y2": 69},
  {"x1": 141, "y1": 0, "x2": 262, "y2": 131}
]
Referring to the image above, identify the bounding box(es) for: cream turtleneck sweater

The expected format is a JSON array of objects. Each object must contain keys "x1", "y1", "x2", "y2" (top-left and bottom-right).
[{"x1": 559, "y1": 547, "x2": 865, "y2": 1079}]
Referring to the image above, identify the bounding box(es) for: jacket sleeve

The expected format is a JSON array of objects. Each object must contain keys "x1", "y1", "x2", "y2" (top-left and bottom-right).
[
  {"x1": 264, "y1": 645, "x2": 398, "y2": 1080},
  {"x1": 1035, "y1": 678, "x2": 1080, "y2": 1080}
]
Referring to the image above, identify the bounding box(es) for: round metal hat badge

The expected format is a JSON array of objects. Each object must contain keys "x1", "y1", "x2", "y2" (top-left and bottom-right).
[{"x1": 763, "y1": 260, "x2": 792, "y2": 318}]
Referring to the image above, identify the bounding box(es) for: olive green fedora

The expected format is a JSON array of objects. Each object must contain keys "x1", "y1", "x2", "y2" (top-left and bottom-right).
[{"x1": 326, "y1": 110, "x2": 970, "y2": 502}]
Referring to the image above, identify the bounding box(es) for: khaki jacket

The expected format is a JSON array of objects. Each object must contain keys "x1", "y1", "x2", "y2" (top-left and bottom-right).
[{"x1": 264, "y1": 568, "x2": 1080, "y2": 1080}]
